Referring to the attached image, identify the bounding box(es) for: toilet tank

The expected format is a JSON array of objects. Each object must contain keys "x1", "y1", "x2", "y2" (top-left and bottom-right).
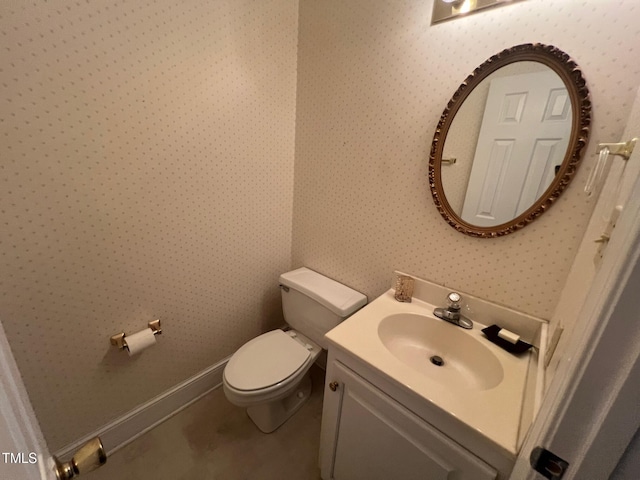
[{"x1": 279, "y1": 268, "x2": 367, "y2": 349}]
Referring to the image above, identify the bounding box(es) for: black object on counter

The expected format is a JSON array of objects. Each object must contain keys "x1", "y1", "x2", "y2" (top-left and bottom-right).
[{"x1": 481, "y1": 324, "x2": 533, "y2": 354}]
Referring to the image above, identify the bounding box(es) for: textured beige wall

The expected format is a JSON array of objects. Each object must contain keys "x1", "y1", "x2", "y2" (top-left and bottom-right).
[
  {"x1": 0, "y1": 0, "x2": 298, "y2": 450},
  {"x1": 547, "y1": 86, "x2": 640, "y2": 388},
  {"x1": 292, "y1": 0, "x2": 640, "y2": 320},
  {"x1": 3, "y1": 0, "x2": 640, "y2": 454}
]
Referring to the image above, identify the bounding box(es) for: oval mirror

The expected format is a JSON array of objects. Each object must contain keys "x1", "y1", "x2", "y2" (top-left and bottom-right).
[{"x1": 429, "y1": 44, "x2": 591, "y2": 237}]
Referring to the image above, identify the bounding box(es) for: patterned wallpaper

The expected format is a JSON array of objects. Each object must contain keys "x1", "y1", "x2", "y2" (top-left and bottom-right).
[
  {"x1": 547, "y1": 86, "x2": 640, "y2": 388},
  {"x1": 292, "y1": 0, "x2": 640, "y2": 320},
  {"x1": 0, "y1": 0, "x2": 298, "y2": 451},
  {"x1": 2, "y1": 0, "x2": 640, "y2": 454}
]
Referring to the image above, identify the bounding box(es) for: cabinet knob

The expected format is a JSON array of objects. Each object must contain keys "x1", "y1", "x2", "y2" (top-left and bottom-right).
[{"x1": 329, "y1": 381, "x2": 339, "y2": 392}]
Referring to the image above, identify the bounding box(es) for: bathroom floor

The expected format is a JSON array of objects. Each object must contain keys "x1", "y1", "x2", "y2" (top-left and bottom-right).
[{"x1": 91, "y1": 366, "x2": 325, "y2": 480}]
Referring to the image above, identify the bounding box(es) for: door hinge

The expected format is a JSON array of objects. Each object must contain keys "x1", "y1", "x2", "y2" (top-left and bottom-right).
[{"x1": 530, "y1": 446, "x2": 569, "y2": 479}]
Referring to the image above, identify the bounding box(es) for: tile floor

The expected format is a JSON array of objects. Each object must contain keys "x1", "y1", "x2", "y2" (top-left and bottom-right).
[{"x1": 91, "y1": 366, "x2": 325, "y2": 480}]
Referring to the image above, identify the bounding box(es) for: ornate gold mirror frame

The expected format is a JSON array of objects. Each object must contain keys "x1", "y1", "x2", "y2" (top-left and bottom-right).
[{"x1": 429, "y1": 43, "x2": 591, "y2": 238}]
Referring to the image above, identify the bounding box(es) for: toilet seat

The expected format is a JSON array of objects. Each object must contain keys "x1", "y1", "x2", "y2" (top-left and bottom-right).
[{"x1": 224, "y1": 330, "x2": 311, "y2": 391}]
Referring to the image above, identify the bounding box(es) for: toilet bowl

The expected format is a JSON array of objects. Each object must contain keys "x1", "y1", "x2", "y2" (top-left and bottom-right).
[
  {"x1": 223, "y1": 329, "x2": 321, "y2": 432},
  {"x1": 222, "y1": 267, "x2": 367, "y2": 433}
]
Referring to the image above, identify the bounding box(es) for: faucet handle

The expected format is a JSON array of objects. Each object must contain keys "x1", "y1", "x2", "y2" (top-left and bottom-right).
[{"x1": 447, "y1": 292, "x2": 461, "y2": 310}]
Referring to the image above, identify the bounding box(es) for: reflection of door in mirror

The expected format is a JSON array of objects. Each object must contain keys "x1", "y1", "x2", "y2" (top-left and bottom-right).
[
  {"x1": 461, "y1": 70, "x2": 572, "y2": 226},
  {"x1": 431, "y1": 44, "x2": 590, "y2": 238}
]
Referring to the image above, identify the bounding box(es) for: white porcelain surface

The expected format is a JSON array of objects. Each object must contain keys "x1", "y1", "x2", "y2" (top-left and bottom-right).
[
  {"x1": 223, "y1": 360, "x2": 313, "y2": 407},
  {"x1": 281, "y1": 267, "x2": 367, "y2": 348},
  {"x1": 325, "y1": 290, "x2": 533, "y2": 454},
  {"x1": 378, "y1": 313, "x2": 504, "y2": 391},
  {"x1": 279, "y1": 267, "x2": 367, "y2": 317},
  {"x1": 223, "y1": 330, "x2": 321, "y2": 407},
  {"x1": 224, "y1": 330, "x2": 311, "y2": 391}
]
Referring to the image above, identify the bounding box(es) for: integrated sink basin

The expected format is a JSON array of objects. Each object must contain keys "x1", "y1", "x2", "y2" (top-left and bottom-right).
[
  {"x1": 378, "y1": 312, "x2": 504, "y2": 391},
  {"x1": 324, "y1": 277, "x2": 544, "y2": 456}
]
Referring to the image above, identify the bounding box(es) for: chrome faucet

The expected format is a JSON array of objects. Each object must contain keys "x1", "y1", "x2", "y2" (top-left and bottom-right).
[{"x1": 433, "y1": 292, "x2": 473, "y2": 329}]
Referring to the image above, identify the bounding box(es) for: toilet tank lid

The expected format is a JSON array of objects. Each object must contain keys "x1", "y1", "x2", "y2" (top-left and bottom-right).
[{"x1": 279, "y1": 267, "x2": 367, "y2": 317}]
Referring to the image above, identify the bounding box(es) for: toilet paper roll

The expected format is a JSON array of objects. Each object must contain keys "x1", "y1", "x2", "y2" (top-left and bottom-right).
[{"x1": 124, "y1": 328, "x2": 156, "y2": 356}]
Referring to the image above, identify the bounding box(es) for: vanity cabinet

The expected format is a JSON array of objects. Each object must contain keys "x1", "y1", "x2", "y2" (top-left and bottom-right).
[{"x1": 319, "y1": 359, "x2": 497, "y2": 480}]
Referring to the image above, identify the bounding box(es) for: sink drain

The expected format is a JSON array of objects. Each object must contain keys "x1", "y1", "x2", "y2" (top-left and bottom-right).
[{"x1": 430, "y1": 355, "x2": 444, "y2": 366}]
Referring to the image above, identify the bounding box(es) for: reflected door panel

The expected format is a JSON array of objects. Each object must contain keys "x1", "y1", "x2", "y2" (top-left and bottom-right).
[{"x1": 461, "y1": 70, "x2": 572, "y2": 226}]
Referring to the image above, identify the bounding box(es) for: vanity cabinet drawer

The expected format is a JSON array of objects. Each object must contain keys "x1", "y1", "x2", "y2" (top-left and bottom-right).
[{"x1": 320, "y1": 360, "x2": 497, "y2": 480}]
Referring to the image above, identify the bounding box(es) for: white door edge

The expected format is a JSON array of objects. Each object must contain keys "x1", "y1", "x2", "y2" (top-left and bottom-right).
[
  {"x1": 511, "y1": 166, "x2": 640, "y2": 479},
  {"x1": 0, "y1": 320, "x2": 56, "y2": 480}
]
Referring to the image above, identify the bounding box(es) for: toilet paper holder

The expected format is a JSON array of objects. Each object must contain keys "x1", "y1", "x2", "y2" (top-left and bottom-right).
[{"x1": 110, "y1": 320, "x2": 162, "y2": 350}]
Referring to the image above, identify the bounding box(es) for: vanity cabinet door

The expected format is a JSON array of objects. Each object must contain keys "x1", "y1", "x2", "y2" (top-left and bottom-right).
[{"x1": 320, "y1": 361, "x2": 496, "y2": 480}]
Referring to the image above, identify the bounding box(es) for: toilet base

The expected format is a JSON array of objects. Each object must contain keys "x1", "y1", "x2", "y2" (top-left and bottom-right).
[{"x1": 247, "y1": 373, "x2": 313, "y2": 433}]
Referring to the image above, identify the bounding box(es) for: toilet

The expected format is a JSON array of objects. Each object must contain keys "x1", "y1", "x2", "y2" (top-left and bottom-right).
[{"x1": 223, "y1": 267, "x2": 367, "y2": 433}]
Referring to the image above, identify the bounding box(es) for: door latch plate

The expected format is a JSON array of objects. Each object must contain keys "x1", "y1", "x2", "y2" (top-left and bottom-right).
[{"x1": 530, "y1": 446, "x2": 569, "y2": 479}]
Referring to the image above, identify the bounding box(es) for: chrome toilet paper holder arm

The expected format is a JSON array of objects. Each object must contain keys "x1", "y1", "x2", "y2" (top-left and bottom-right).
[{"x1": 110, "y1": 319, "x2": 162, "y2": 350}]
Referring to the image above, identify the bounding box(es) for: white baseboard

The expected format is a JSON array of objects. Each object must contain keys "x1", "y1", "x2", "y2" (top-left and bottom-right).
[{"x1": 55, "y1": 356, "x2": 229, "y2": 461}]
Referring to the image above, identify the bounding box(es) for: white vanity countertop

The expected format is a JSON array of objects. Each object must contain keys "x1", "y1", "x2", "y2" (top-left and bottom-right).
[{"x1": 325, "y1": 289, "x2": 534, "y2": 456}]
